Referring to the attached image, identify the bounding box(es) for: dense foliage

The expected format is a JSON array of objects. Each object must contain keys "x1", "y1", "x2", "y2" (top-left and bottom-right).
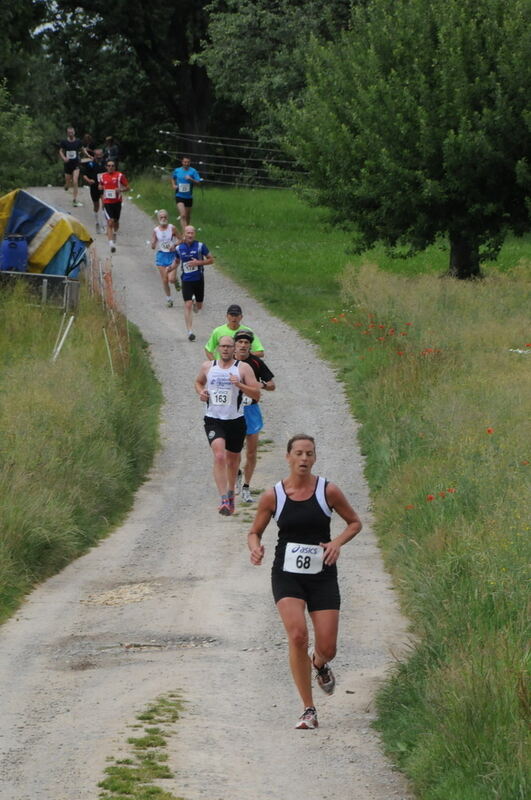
[{"x1": 282, "y1": 0, "x2": 531, "y2": 278}]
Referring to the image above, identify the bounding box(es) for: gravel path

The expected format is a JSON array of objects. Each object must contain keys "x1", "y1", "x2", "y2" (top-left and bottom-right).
[{"x1": 0, "y1": 186, "x2": 412, "y2": 800}]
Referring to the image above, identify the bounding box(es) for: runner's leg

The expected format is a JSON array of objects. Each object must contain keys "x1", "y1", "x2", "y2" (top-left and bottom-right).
[
  {"x1": 310, "y1": 609, "x2": 339, "y2": 668},
  {"x1": 158, "y1": 266, "x2": 171, "y2": 298},
  {"x1": 243, "y1": 432, "x2": 259, "y2": 486},
  {"x1": 210, "y1": 437, "x2": 229, "y2": 496},
  {"x1": 276, "y1": 597, "x2": 314, "y2": 709}
]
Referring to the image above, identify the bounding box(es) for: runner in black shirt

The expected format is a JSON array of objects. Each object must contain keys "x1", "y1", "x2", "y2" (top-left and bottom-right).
[
  {"x1": 82, "y1": 148, "x2": 106, "y2": 233},
  {"x1": 233, "y1": 330, "x2": 275, "y2": 503},
  {"x1": 59, "y1": 126, "x2": 85, "y2": 208},
  {"x1": 248, "y1": 434, "x2": 362, "y2": 730}
]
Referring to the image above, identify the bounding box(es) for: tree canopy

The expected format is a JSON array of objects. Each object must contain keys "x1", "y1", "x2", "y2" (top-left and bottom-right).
[
  {"x1": 200, "y1": 0, "x2": 354, "y2": 141},
  {"x1": 282, "y1": 0, "x2": 531, "y2": 278}
]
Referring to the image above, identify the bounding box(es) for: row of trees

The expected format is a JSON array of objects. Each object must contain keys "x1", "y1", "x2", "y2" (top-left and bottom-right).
[{"x1": 2, "y1": 0, "x2": 530, "y2": 277}]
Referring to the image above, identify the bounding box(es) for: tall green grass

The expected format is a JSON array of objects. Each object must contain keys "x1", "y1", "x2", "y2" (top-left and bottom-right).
[
  {"x1": 133, "y1": 179, "x2": 530, "y2": 800},
  {"x1": 0, "y1": 282, "x2": 162, "y2": 621}
]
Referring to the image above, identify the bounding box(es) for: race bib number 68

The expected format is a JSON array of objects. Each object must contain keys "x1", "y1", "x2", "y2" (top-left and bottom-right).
[{"x1": 283, "y1": 542, "x2": 324, "y2": 574}]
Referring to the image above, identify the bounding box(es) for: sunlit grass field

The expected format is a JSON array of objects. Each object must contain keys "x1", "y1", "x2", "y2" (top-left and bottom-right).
[
  {"x1": 0, "y1": 282, "x2": 162, "y2": 621},
  {"x1": 134, "y1": 178, "x2": 530, "y2": 800}
]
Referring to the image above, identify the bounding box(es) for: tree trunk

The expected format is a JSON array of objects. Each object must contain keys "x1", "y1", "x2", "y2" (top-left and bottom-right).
[{"x1": 448, "y1": 233, "x2": 482, "y2": 280}]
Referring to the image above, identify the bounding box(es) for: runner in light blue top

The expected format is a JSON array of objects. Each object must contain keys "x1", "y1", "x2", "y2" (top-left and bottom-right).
[{"x1": 171, "y1": 155, "x2": 203, "y2": 231}]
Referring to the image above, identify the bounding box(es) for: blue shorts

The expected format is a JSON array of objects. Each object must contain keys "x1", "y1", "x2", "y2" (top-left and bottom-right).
[
  {"x1": 155, "y1": 251, "x2": 175, "y2": 268},
  {"x1": 243, "y1": 403, "x2": 263, "y2": 435}
]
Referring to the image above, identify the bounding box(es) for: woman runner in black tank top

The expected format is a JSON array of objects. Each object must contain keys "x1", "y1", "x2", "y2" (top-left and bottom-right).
[{"x1": 247, "y1": 434, "x2": 362, "y2": 730}]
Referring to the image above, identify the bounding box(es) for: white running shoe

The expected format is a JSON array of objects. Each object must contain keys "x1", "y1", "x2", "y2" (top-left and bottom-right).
[
  {"x1": 241, "y1": 486, "x2": 253, "y2": 503},
  {"x1": 295, "y1": 707, "x2": 318, "y2": 730},
  {"x1": 314, "y1": 659, "x2": 336, "y2": 695},
  {"x1": 72, "y1": 200, "x2": 83, "y2": 207},
  {"x1": 166, "y1": 298, "x2": 173, "y2": 308}
]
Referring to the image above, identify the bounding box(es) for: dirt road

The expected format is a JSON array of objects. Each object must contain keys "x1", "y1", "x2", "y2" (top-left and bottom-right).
[{"x1": 0, "y1": 186, "x2": 411, "y2": 799}]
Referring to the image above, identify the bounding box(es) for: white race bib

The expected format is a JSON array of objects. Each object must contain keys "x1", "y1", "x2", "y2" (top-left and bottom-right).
[
  {"x1": 160, "y1": 241, "x2": 171, "y2": 251},
  {"x1": 182, "y1": 260, "x2": 198, "y2": 273},
  {"x1": 211, "y1": 388, "x2": 232, "y2": 406},
  {"x1": 66, "y1": 150, "x2": 77, "y2": 159},
  {"x1": 178, "y1": 182, "x2": 190, "y2": 193},
  {"x1": 104, "y1": 189, "x2": 117, "y2": 199},
  {"x1": 283, "y1": 542, "x2": 324, "y2": 574},
  {"x1": 242, "y1": 394, "x2": 253, "y2": 406}
]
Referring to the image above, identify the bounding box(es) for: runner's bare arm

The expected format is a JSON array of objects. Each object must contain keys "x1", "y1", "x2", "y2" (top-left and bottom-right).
[
  {"x1": 150, "y1": 230, "x2": 157, "y2": 249},
  {"x1": 230, "y1": 362, "x2": 261, "y2": 401},
  {"x1": 320, "y1": 483, "x2": 362, "y2": 565},
  {"x1": 248, "y1": 488, "x2": 276, "y2": 565},
  {"x1": 194, "y1": 363, "x2": 210, "y2": 401}
]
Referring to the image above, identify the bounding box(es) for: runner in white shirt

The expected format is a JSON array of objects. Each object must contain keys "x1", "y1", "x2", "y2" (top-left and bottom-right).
[
  {"x1": 150, "y1": 210, "x2": 181, "y2": 307},
  {"x1": 195, "y1": 336, "x2": 260, "y2": 516}
]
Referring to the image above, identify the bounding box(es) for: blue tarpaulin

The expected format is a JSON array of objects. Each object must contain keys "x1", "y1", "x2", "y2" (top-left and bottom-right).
[{"x1": 0, "y1": 189, "x2": 92, "y2": 277}]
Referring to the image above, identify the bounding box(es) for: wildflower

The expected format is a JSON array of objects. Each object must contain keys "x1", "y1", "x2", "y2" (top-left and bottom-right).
[
  {"x1": 521, "y1": 460, "x2": 529, "y2": 466},
  {"x1": 405, "y1": 504, "x2": 415, "y2": 510},
  {"x1": 405, "y1": 322, "x2": 412, "y2": 326},
  {"x1": 426, "y1": 494, "x2": 435, "y2": 501},
  {"x1": 447, "y1": 487, "x2": 457, "y2": 493},
  {"x1": 486, "y1": 427, "x2": 494, "y2": 434},
  {"x1": 526, "y1": 343, "x2": 531, "y2": 347},
  {"x1": 339, "y1": 313, "x2": 345, "y2": 318},
  {"x1": 439, "y1": 491, "x2": 446, "y2": 498},
  {"x1": 396, "y1": 351, "x2": 405, "y2": 356},
  {"x1": 400, "y1": 332, "x2": 408, "y2": 336},
  {"x1": 388, "y1": 329, "x2": 395, "y2": 335},
  {"x1": 377, "y1": 336, "x2": 385, "y2": 341},
  {"x1": 378, "y1": 324, "x2": 385, "y2": 329},
  {"x1": 330, "y1": 317, "x2": 338, "y2": 323}
]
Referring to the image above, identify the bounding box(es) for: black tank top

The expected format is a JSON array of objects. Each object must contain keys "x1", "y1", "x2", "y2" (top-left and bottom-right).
[{"x1": 272, "y1": 476, "x2": 335, "y2": 573}]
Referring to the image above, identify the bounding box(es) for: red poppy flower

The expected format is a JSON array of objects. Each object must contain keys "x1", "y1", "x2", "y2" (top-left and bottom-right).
[
  {"x1": 330, "y1": 317, "x2": 338, "y2": 323},
  {"x1": 405, "y1": 504, "x2": 415, "y2": 510},
  {"x1": 447, "y1": 487, "x2": 457, "y2": 493},
  {"x1": 406, "y1": 322, "x2": 412, "y2": 326},
  {"x1": 426, "y1": 494, "x2": 435, "y2": 501},
  {"x1": 439, "y1": 491, "x2": 446, "y2": 498},
  {"x1": 396, "y1": 351, "x2": 405, "y2": 356},
  {"x1": 486, "y1": 427, "x2": 494, "y2": 434}
]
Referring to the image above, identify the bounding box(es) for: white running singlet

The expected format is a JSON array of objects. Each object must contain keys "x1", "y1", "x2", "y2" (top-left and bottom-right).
[
  {"x1": 154, "y1": 225, "x2": 175, "y2": 252},
  {"x1": 205, "y1": 360, "x2": 244, "y2": 420}
]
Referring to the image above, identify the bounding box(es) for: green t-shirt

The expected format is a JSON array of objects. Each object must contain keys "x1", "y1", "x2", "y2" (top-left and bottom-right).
[{"x1": 204, "y1": 323, "x2": 264, "y2": 359}]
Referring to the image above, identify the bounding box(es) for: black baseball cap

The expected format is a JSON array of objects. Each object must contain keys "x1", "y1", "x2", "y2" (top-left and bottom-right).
[
  {"x1": 234, "y1": 329, "x2": 254, "y2": 343},
  {"x1": 227, "y1": 304, "x2": 242, "y2": 315}
]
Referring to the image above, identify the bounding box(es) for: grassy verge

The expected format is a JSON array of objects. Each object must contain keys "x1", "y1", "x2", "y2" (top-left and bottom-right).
[
  {"x1": 99, "y1": 693, "x2": 183, "y2": 799},
  {"x1": 133, "y1": 179, "x2": 530, "y2": 800},
  {"x1": 0, "y1": 281, "x2": 162, "y2": 622}
]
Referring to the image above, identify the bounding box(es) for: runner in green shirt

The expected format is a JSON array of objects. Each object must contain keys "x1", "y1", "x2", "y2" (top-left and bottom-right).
[{"x1": 204, "y1": 303, "x2": 264, "y2": 360}]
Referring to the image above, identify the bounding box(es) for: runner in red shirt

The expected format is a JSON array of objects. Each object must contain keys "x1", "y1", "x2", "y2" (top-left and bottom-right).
[{"x1": 98, "y1": 160, "x2": 130, "y2": 253}]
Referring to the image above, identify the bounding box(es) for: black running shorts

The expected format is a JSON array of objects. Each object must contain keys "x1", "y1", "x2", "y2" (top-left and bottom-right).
[
  {"x1": 64, "y1": 160, "x2": 80, "y2": 175},
  {"x1": 104, "y1": 202, "x2": 122, "y2": 221},
  {"x1": 176, "y1": 197, "x2": 193, "y2": 207},
  {"x1": 204, "y1": 415, "x2": 246, "y2": 453},
  {"x1": 271, "y1": 567, "x2": 340, "y2": 612},
  {"x1": 90, "y1": 184, "x2": 103, "y2": 203},
  {"x1": 182, "y1": 278, "x2": 204, "y2": 302}
]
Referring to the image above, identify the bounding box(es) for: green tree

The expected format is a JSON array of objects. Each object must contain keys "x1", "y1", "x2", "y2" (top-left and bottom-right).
[
  {"x1": 282, "y1": 0, "x2": 531, "y2": 278},
  {"x1": 201, "y1": 0, "x2": 354, "y2": 140},
  {"x1": 0, "y1": 84, "x2": 57, "y2": 192},
  {"x1": 52, "y1": 0, "x2": 212, "y2": 136}
]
